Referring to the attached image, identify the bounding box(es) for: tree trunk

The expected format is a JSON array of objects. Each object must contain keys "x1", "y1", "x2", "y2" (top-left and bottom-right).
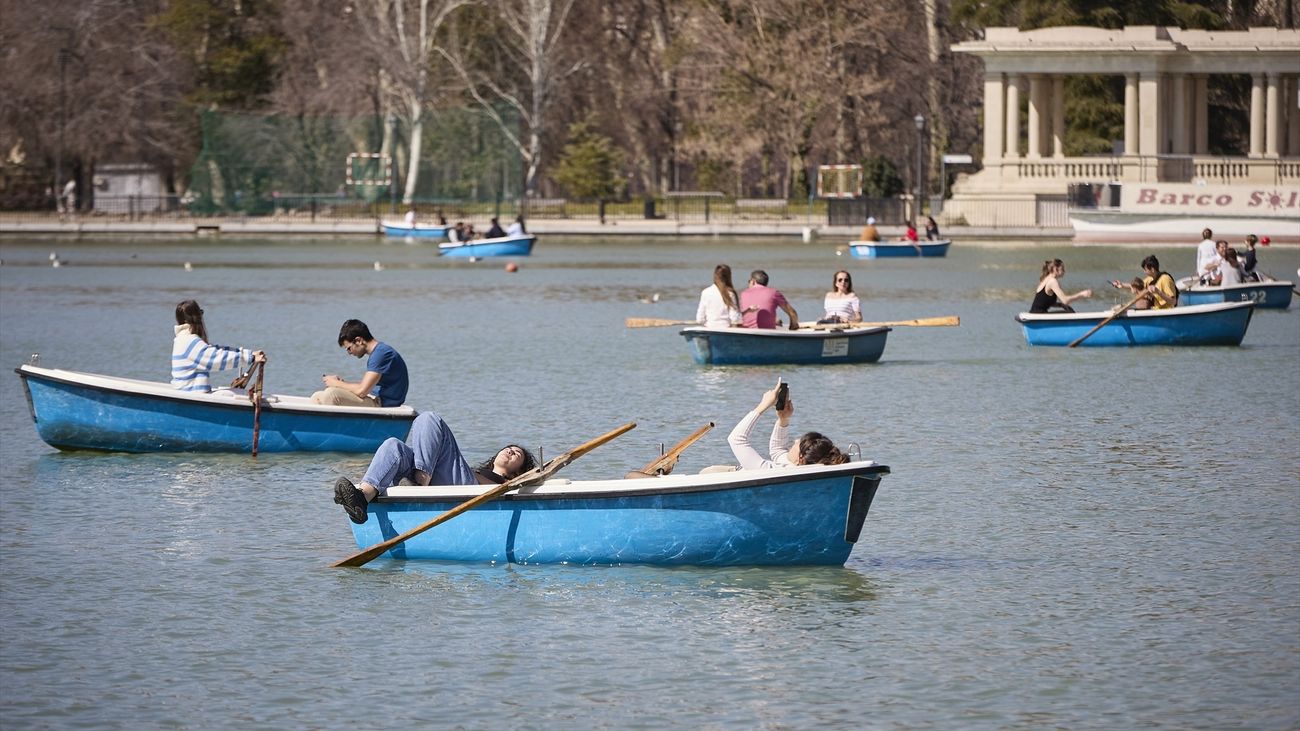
[{"x1": 403, "y1": 113, "x2": 423, "y2": 203}]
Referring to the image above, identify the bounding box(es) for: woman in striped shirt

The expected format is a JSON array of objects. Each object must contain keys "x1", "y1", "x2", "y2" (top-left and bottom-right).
[{"x1": 171, "y1": 300, "x2": 266, "y2": 392}]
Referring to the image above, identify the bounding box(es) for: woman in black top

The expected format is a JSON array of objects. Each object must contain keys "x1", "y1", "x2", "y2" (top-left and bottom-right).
[{"x1": 1031, "y1": 259, "x2": 1093, "y2": 313}]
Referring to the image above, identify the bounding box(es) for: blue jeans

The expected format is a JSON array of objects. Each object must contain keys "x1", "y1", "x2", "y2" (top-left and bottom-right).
[{"x1": 362, "y1": 412, "x2": 476, "y2": 493}]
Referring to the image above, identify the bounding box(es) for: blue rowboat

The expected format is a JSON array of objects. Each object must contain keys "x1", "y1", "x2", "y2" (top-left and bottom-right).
[
  {"x1": 438, "y1": 234, "x2": 536, "y2": 258},
  {"x1": 345, "y1": 461, "x2": 890, "y2": 566},
  {"x1": 849, "y1": 239, "x2": 951, "y2": 258},
  {"x1": 1015, "y1": 301, "x2": 1255, "y2": 347},
  {"x1": 380, "y1": 220, "x2": 450, "y2": 238},
  {"x1": 1176, "y1": 277, "x2": 1294, "y2": 309},
  {"x1": 680, "y1": 325, "x2": 889, "y2": 365},
  {"x1": 16, "y1": 364, "x2": 416, "y2": 453}
]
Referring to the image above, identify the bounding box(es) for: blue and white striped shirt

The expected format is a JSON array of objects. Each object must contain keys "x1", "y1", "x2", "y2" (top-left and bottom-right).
[{"x1": 171, "y1": 324, "x2": 252, "y2": 392}]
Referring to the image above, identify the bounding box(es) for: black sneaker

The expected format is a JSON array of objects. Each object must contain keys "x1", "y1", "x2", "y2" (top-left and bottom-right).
[{"x1": 333, "y1": 477, "x2": 369, "y2": 524}]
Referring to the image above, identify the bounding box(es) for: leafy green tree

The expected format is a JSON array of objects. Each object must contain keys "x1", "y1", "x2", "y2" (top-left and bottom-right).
[
  {"x1": 152, "y1": 0, "x2": 285, "y2": 109},
  {"x1": 553, "y1": 121, "x2": 625, "y2": 199},
  {"x1": 861, "y1": 156, "x2": 904, "y2": 197}
]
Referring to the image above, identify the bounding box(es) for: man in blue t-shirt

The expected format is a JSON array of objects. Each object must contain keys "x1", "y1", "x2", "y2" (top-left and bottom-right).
[{"x1": 311, "y1": 319, "x2": 409, "y2": 407}]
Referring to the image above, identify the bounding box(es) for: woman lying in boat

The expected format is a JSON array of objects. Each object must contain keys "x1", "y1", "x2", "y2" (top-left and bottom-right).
[
  {"x1": 1030, "y1": 259, "x2": 1092, "y2": 314},
  {"x1": 171, "y1": 299, "x2": 266, "y2": 393},
  {"x1": 333, "y1": 412, "x2": 537, "y2": 524},
  {"x1": 727, "y1": 382, "x2": 848, "y2": 469}
]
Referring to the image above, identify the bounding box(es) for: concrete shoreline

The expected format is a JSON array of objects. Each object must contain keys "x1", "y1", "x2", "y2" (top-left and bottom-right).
[{"x1": 0, "y1": 216, "x2": 1072, "y2": 240}]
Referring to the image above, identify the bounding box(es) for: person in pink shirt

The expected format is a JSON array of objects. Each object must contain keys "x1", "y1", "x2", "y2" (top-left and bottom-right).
[{"x1": 739, "y1": 270, "x2": 800, "y2": 330}]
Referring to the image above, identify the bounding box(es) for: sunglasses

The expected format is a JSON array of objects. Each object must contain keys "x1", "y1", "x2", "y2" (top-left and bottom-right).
[{"x1": 835, "y1": 277, "x2": 849, "y2": 282}]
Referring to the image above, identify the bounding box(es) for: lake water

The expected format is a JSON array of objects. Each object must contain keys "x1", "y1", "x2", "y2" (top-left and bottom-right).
[{"x1": 1, "y1": 235, "x2": 1297, "y2": 729}]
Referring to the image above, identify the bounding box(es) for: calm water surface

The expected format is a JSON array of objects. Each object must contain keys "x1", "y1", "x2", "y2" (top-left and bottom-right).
[{"x1": 1, "y1": 235, "x2": 1297, "y2": 729}]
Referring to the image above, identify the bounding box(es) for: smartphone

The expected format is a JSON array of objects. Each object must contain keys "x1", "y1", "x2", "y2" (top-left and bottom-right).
[{"x1": 775, "y1": 381, "x2": 789, "y2": 410}]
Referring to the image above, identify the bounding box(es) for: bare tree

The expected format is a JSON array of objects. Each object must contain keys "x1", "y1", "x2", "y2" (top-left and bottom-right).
[
  {"x1": 442, "y1": 0, "x2": 583, "y2": 195},
  {"x1": 351, "y1": 0, "x2": 468, "y2": 203}
]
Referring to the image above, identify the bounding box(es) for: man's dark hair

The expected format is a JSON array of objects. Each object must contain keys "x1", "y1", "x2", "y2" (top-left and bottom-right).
[
  {"x1": 337, "y1": 319, "x2": 373, "y2": 346},
  {"x1": 750, "y1": 270, "x2": 769, "y2": 286},
  {"x1": 1141, "y1": 255, "x2": 1160, "y2": 271}
]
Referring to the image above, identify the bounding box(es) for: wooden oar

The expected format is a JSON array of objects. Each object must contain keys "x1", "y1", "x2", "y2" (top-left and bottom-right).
[
  {"x1": 1067, "y1": 293, "x2": 1145, "y2": 348},
  {"x1": 625, "y1": 317, "x2": 697, "y2": 328},
  {"x1": 1256, "y1": 269, "x2": 1300, "y2": 296},
  {"x1": 801, "y1": 315, "x2": 960, "y2": 330},
  {"x1": 639, "y1": 422, "x2": 714, "y2": 476},
  {"x1": 331, "y1": 421, "x2": 637, "y2": 568},
  {"x1": 250, "y1": 362, "x2": 265, "y2": 457}
]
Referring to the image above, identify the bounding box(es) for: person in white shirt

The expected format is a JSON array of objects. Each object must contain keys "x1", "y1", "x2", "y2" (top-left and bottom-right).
[
  {"x1": 506, "y1": 215, "x2": 526, "y2": 236},
  {"x1": 727, "y1": 382, "x2": 849, "y2": 469},
  {"x1": 821, "y1": 270, "x2": 862, "y2": 323},
  {"x1": 1214, "y1": 247, "x2": 1245, "y2": 286},
  {"x1": 696, "y1": 264, "x2": 742, "y2": 327},
  {"x1": 1195, "y1": 228, "x2": 1220, "y2": 283}
]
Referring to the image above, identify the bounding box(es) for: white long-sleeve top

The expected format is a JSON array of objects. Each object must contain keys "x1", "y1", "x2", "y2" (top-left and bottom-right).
[
  {"x1": 696, "y1": 285, "x2": 741, "y2": 328},
  {"x1": 727, "y1": 407, "x2": 795, "y2": 469},
  {"x1": 171, "y1": 324, "x2": 252, "y2": 392}
]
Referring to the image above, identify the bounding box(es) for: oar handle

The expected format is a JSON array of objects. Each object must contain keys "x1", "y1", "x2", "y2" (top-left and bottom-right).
[
  {"x1": 332, "y1": 422, "x2": 637, "y2": 568},
  {"x1": 1066, "y1": 293, "x2": 1145, "y2": 348},
  {"x1": 625, "y1": 317, "x2": 698, "y2": 328},
  {"x1": 639, "y1": 423, "x2": 714, "y2": 475}
]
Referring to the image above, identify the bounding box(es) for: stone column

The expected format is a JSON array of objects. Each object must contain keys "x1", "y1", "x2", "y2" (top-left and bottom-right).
[
  {"x1": 1194, "y1": 75, "x2": 1209, "y2": 155},
  {"x1": 982, "y1": 72, "x2": 1005, "y2": 164},
  {"x1": 1124, "y1": 73, "x2": 1139, "y2": 155},
  {"x1": 1139, "y1": 72, "x2": 1160, "y2": 162},
  {"x1": 1265, "y1": 73, "x2": 1281, "y2": 157},
  {"x1": 1289, "y1": 77, "x2": 1300, "y2": 156},
  {"x1": 1171, "y1": 73, "x2": 1188, "y2": 154},
  {"x1": 1005, "y1": 75, "x2": 1022, "y2": 159},
  {"x1": 1052, "y1": 76, "x2": 1065, "y2": 158},
  {"x1": 1250, "y1": 73, "x2": 1265, "y2": 158},
  {"x1": 1027, "y1": 75, "x2": 1045, "y2": 159}
]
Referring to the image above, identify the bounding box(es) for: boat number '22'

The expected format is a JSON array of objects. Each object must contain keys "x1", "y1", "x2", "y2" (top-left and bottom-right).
[{"x1": 1238, "y1": 291, "x2": 1270, "y2": 304}]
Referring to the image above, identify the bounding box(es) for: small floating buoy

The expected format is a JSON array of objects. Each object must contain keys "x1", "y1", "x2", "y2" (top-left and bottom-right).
[
  {"x1": 469, "y1": 256, "x2": 480, "y2": 263},
  {"x1": 49, "y1": 251, "x2": 58, "y2": 261},
  {"x1": 373, "y1": 261, "x2": 384, "y2": 271},
  {"x1": 505, "y1": 262, "x2": 518, "y2": 273},
  {"x1": 51, "y1": 259, "x2": 63, "y2": 268},
  {"x1": 184, "y1": 262, "x2": 193, "y2": 271}
]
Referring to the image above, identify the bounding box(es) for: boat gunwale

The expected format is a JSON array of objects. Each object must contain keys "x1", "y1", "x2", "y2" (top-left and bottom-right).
[
  {"x1": 437, "y1": 234, "x2": 536, "y2": 251},
  {"x1": 1015, "y1": 300, "x2": 1255, "y2": 323},
  {"x1": 679, "y1": 325, "x2": 891, "y2": 339},
  {"x1": 377, "y1": 461, "x2": 890, "y2": 503},
  {"x1": 1175, "y1": 277, "x2": 1295, "y2": 294},
  {"x1": 15, "y1": 365, "x2": 418, "y2": 421}
]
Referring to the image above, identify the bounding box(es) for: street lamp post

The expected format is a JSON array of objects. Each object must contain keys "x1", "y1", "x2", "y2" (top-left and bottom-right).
[{"x1": 913, "y1": 114, "x2": 925, "y2": 221}]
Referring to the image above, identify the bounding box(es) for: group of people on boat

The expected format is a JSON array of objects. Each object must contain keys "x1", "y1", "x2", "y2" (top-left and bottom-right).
[
  {"x1": 858, "y1": 215, "x2": 941, "y2": 243},
  {"x1": 1029, "y1": 228, "x2": 1276, "y2": 314},
  {"x1": 171, "y1": 301, "x2": 409, "y2": 408},
  {"x1": 696, "y1": 264, "x2": 863, "y2": 330},
  {"x1": 332, "y1": 378, "x2": 850, "y2": 525},
  {"x1": 404, "y1": 208, "x2": 527, "y2": 242}
]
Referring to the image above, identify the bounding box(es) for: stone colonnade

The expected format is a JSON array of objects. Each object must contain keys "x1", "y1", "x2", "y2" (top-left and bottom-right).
[{"x1": 982, "y1": 71, "x2": 1300, "y2": 160}]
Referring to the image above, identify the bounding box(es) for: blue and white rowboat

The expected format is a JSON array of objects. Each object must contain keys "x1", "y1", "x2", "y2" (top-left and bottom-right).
[
  {"x1": 849, "y1": 239, "x2": 951, "y2": 258},
  {"x1": 17, "y1": 364, "x2": 416, "y2": 453},
  {"x1": 380, "y1": 220, "x2": 451, "y2": 238},
  {"x1": 1176, "y1": 277, "x2": 1293, "y2": 309},
  {"x1": 1016, "y1": 301, "x2": 1255, "y2": 347},
  {"x1": 345, "y1": 461, "x2": 889, "y2": 566},
  {"x1": 438, "y1": 234, "x2": 536, "y2": 258},
  {"x1": 680, "y1": 325, "x2": 890, "y2": 365}
]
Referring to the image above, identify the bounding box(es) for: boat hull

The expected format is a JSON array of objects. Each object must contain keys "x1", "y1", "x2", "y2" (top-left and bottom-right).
[
  {"x1": 348, "y1": 463, "x2": 889, "y2": 566},
  {"x1": 1178, "y1": 281, "x2": 1293, "y2": 309},
  {"x1": 438, "y1": 235, "x2": 535, "y2": 258},
  {"x1": 1015, "y1": 301, "x2": 1255, "y2": 347},
  {"x1": 17, "y1": 365, "x2": 416, "y2": 453},
  {"x1": 680, "y1": 326, "x2": 889, "y2": 365},
  {"x1": 849, "y1": 239, "x2": 950, "y2": 258},
  {"x1": 381, "y1": 221, "x2": 450, "y2": 238}
]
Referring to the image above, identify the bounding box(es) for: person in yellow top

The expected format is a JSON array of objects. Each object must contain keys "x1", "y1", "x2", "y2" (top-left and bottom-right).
[{"x1": 1114, "y1": 255, "x2": 1178, "y2": 309}]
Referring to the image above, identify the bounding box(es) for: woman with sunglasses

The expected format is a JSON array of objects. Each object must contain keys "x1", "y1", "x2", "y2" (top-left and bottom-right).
[
  {"x1": 333, "y1": 411, "x2": 538, "y2": 525},
  {"x1": 820, "y1": 270, "x2": 862, "y2": 324}
]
